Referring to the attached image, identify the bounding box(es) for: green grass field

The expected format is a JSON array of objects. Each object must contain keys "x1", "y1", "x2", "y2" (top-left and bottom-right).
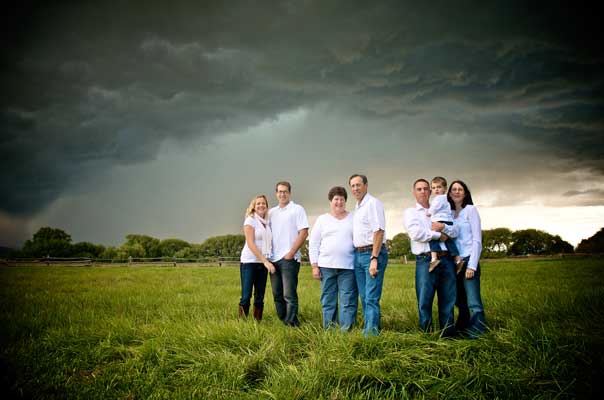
[{"x1": 1, "y1": 257, "x2": 603, "y2": 399}]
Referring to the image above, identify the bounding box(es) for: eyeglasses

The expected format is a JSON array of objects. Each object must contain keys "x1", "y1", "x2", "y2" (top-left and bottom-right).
[{"x1": 277, "y1": 190, "x2": 289, "y2": 194}]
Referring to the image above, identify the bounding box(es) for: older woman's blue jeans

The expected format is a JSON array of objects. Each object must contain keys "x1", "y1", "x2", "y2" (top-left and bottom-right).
[
  {"x1": 415, "y1": 253, "x2": 456, "y2": 337},
  {"x1": 354, "y1": 245, "x2": 388, "y2": 337},
  {"x1": 455, "y1": 258, "x2": 486, "y2": 338},
  {"x1": 239, "y1": 263, "x2": 268, "y2": 307},
  {"x1": 319, "y1": 267, "x2": 358, "y2": 331}
]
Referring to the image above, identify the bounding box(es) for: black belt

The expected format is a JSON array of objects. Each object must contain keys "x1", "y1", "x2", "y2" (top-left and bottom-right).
[
  {"x1": 354, "y1": 244, "x2": 384, "y2": 253},
  {"x1": 419, "y1": 251, "x2": 449, "y2": 258}
]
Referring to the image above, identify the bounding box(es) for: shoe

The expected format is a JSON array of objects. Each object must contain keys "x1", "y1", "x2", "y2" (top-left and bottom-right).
[
  {"x1": 238, "y1": 304, "x2": 249, "y2": 318},
  {"x1": 252, "y1": 305, "x2": 263, "y2": 322},
  {"x1": 455, "y1": 259, "x2": 465, "y2": 275},
  {"x1": 429, "y1": 259, "x2": 440, "y2": 272}
]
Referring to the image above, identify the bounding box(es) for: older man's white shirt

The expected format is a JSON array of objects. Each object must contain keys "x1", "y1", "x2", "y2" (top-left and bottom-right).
[{"x1": 352, "y1": 193, "x2": 387, "y2": 248}]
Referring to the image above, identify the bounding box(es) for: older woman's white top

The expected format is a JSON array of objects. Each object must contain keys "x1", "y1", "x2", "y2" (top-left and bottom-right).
[
  {"x1": 309, "y1": 213, "x2": 354, "y2": 270},
  {"x1": 452, "y1": 205, "x2": 482, "y2": 271},
  {"x1": 240, "y1": 216, "x2": 271, "y2": 263}
]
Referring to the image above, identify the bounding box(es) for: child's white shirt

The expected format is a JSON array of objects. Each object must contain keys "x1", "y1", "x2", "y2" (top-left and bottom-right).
[{"x1": 428, "y1": 194, "x2": 453, "y2": 222}]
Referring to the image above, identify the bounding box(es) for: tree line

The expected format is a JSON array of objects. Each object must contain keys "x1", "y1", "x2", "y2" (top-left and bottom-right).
[{"x1": 5, "y1": 226, "x2": 601, "y2": 261}]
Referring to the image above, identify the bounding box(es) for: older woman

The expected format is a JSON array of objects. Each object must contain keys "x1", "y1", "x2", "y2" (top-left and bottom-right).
[
  {"x1": 239, "y1": 195, "x2": 276, "y2": 321},
  {"x1": 447, "y1": 180, "x2": 486, "y2": 338},
  {"x1": 309, "y1": 186, "x2": 358, "y2": 331}
]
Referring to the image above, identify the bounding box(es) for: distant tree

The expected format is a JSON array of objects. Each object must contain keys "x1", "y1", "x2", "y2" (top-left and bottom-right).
[
  {"x1": 510, "y1": 229, "x2": 573, "y2": 255},
  {"x1": 174, "y1": 244, "x2": 204, "y2": 259},
  {"x1": 124, "y1": 234, "x2": 161, "y2": 257},
  {"x1": 510, "y1": 229, "x2": 549, "y2": 255},
  {"x1": 0, "y1": 246, "x2": 16, "y2": 258},
  {"x1": 576, "y1": 228, "x2": 604, "y2": 253},
  {"x1": 116, "y1": 243, "x2": 146, "y2": 259},
  {"x1": 300, "y1": 240, "x2": 309, "y2": 262},
  {"x1": 20, "y1": 227, "x2": 73, "y2": 257},
  {"x1": 482, "y1": 228, "x2": 513, "y2": 255},
  {"x1": 199, "y1": 234, "x2": 245, "y2": 258},
  {"x1": 99, "y1": 246, "x2": 118, "y2": 260},
  {"x1": 71, "y1": 242, "x2": 105, "y2": 258},
  {"x1": 158, "y1": 239, "x2": 191, "y2": 257},
  {"x1": 388, "y1": 233, "x2": 411, "y2": 258},
  {"x1": 548, "y1": 235, "x2": 574, "y2": 254}
]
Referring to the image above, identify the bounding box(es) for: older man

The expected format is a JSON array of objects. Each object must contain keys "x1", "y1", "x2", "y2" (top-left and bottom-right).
[
  {"x1": 269, "y1": 181, "x2": 309, "y2": 327},
  {"x1": 349, "y1": 174, "x2": 388, "y2": 337},
  {"x1": 403, "y1": 178, "x2": 458, "y2": 337}
]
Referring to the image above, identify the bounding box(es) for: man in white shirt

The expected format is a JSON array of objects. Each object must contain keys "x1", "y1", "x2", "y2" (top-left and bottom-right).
[
  {"x1": 349, "y1": 174, "x2": 388, "y2": 337},
  {"x1": 403, "y1": 178, "x2": 458, "y2": 337},
  {"x1": 269, "y1": 181, "x2": 309, "y2": 327}
]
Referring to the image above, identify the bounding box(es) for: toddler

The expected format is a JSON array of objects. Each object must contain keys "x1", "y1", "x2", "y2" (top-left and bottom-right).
[{"x1": 428, "y1": 177, "x2": 464, "y2": 273}]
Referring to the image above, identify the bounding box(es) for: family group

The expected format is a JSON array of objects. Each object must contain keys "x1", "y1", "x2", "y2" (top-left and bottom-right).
[{"x1": 238, "y1": 174, "x2": 486, "y2": 338}]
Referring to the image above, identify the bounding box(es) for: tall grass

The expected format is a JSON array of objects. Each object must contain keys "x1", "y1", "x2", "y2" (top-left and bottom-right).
[{"x1": 1, "y1": 257, "x2": 603, "y2": 399}]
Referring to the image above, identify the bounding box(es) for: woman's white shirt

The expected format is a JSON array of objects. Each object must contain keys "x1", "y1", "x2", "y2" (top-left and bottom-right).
[
  {"x1": 240, "y1": 216, "x2": 270, "y2": 263},
  {"x1": 309, "y1": 212, "x2": 354, "y2": 270},
  {"x1": 452, "y1": 205, "x2": 482, "y2": 271}
]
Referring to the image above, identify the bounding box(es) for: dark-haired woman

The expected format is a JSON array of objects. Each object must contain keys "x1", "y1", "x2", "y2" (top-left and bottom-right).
[
  {"x1": 309, "y1": 186, "x2": 358, "y2": 331},
  {"x1": 448, "y1": 180, "x2": 486, "y2": 338}
]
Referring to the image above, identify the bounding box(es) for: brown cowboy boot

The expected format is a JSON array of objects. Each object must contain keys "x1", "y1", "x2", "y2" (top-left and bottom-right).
[
  {"x1": 252, "y1": 305, "x2": 263, "y2": 322},
  {"x1": 238, "y1": 304, "x2": 249, "y2": 318}
]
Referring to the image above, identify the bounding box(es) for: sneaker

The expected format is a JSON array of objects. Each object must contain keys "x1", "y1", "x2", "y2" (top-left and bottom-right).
[
  {"x1": 429, "y1": 259, "x2": 440, "y2": 272},
  {"x1": 455, "y1": 259, "x2": 465, "y2": 274}
]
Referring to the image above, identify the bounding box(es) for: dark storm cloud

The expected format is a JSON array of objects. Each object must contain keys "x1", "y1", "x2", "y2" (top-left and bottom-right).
[{"x1": 2, "y1": 0, "x2": 603, "y2": 215}]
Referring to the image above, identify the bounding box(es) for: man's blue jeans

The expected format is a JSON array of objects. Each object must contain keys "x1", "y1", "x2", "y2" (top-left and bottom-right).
[
  {"x1": 319, "y1": 267, "x2": 358, "y2": 331},
  {"x1": 455, "y1": 258, "x2": 486, "y2": 338},
  {"x1": 415, "y1": 253, "x2": 456, "y2": 337},
  {"x1": 239, "y1": 262, "x2": 268, "y2": 307},
  {"x1": 354, "y1": 245, "x2": 388, "y2": 337},
  {"x1": 270, "y1": 258, "x2": 300, "y2": 326}
]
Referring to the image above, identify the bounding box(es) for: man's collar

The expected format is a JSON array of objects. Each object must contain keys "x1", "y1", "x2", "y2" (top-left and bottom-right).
[
  {"x1": 279, "y1": 200, "x2": 294, "y2": 209},
  {"x1": 356, "y1": 192, "x2": 370, "y2": 208},
  {"x1": 415, "y1": 202, "x2": 429, "y2": 210}
]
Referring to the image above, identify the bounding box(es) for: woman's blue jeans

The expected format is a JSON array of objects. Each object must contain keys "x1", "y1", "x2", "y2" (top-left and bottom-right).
[
  {"x1": 239, "y1": 263, "x2": 268, "y2": 307},
  {"x1": 319, "y1": 267, "x2": 358, "y2": 331},
  {"x1": 354, "y1": 245, "x2": 388, "y2": 337},
  {"x1": 455, "y1": 258, "x2": 486, "y2": 338}
]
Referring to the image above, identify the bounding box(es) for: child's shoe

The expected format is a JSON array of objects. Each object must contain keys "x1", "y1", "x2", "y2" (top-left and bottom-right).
[{"x1": 429, "y1": 259, "x2": 440, "y2": 272}]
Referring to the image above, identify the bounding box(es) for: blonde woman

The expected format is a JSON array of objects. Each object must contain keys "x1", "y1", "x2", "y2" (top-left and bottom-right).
[{"x1": 239, "y1": 195, "x2": 276, "y2": 321}]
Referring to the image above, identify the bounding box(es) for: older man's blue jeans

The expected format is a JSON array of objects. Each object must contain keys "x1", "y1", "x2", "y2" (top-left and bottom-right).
[
  {"x1": 270, "y1": 258, "x2": 300, "y2": 326},
  {"x1": 319, "y1": 267, "x2": 358, "y2": 331},
  {"x1": 239, "y1": 262, "x2": 268, "y2": 307},
  {"x1": 455, "y1": 258, "x2": 486, "y2": 338},
  {"x1": 354, "y1": 245, "x2": 388, "y2": 337},
  {"x1": 415, "y1": 253, "x2": 456, "y2": 337}
]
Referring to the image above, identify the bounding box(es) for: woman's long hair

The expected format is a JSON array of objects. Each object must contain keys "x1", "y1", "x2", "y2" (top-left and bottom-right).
[
  {"x1": 447, "y1": 180, "x2": 474, "y2": 210},
  {"x1": 245, "y1": 195, "x2": 269, "y2": 217}
]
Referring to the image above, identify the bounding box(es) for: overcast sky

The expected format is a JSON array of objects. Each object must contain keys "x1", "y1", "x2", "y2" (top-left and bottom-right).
[{"x1": 2, "y1": 0, "x2": 603, "y2": 249}]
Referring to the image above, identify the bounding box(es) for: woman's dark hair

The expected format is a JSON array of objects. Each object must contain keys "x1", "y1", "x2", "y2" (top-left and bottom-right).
[
  {"x1": 328, "y1": 186, "x2": 348, "y2": 201},
  {"x1": 447, "y1": 180, "x2": 474, "y2": 209}
]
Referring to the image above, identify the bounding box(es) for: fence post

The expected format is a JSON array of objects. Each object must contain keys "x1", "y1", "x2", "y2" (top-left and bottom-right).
[
  {"x1": 128, "y1": 256, "x2": 132, "y2": 266},
  {"x1": 403, "y1": 255, "x2": 407, "y2": 265}
]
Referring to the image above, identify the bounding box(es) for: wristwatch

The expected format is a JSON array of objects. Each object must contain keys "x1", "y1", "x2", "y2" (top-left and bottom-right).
[{"x1": 370, "y1": 256, "x2": 378, "y2": 261}]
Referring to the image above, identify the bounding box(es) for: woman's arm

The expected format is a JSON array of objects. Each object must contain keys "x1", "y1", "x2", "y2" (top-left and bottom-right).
[
  {"x1": 466, "y1": 206, "x2": 482, "y2": 271},
  {"x1": 244, "y1": 224, "x2": 275, "y2": 273},
  {"x1": 308, "y1": 217, "x2": 323, "y2": 279}
]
